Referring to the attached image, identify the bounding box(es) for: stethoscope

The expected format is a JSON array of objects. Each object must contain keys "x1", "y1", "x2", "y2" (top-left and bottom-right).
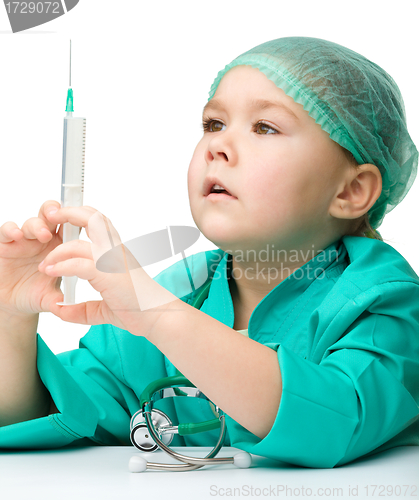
[{"x1": 128, "y1": 277, "x2": 252, "y2": 472}]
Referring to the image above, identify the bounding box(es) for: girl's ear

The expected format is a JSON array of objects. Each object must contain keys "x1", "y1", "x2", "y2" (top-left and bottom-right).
[{"x1": 329, "y1": 164, "x2": 382, "y2": 220}]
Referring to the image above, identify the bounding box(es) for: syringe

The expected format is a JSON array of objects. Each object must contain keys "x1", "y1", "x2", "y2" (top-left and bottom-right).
[{"x1": 56, "y1": 40, "x2": 86, "y2": 306}]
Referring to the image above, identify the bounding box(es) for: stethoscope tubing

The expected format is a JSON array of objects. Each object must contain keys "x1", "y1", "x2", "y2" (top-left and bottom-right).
[{"x1": 144, "y1": 411, "x2": 233, "y2": 471}]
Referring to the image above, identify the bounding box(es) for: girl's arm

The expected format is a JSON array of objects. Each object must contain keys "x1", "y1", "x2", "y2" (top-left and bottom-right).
[
  {"x1": 38, "y1": 206, "x2": 282, "y2": 438},
  {"x1": 0, "y1": 312, "x2": 52, "y2": 427},
  {"x1": 148, "y1": 298, "x2": 282, "y2": 439}
]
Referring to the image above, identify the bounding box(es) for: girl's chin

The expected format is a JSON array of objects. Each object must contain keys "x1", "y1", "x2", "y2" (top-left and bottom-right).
[{"x1": 198, "y1": 222, "x2": 239, "y2": 241}]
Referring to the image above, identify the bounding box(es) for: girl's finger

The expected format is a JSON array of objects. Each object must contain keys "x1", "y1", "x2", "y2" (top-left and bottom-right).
[
  {"x1": 0, "y1": 221, "x2": 23, "y2": 243},
  {"x1": 50, "y1": 299, "x2": 109, "y2": 326},
  {"x1": 38, "y1": 200, "x2": 63, "y2": 233},
  {"x1": 45, "y1": 205, "x2": 98, "y2": 231},
  {"x1": 39, "y1": 239, "x2": 93, "y2": 270},
  {"x1": 20, "y1": 217, "x2": 53, "y2": 242},
  {"x1": 44, "y1": 257, "x2": 98, "y2": 282},
  {"x1": 46, "y1": 207, "x2": 123, "y2": 250}
]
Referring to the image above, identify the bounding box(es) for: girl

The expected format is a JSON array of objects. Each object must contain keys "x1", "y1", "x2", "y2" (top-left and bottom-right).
[{"x1": 0, "y1": 37, "x2": 418, "y2": 468}]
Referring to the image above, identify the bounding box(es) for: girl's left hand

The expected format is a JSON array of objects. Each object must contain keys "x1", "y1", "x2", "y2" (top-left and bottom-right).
[{"x1": 38, "y1": 205, "x2": 178, "y2": 338}]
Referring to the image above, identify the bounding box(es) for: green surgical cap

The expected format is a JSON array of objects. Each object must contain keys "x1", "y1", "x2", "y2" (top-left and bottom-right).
[{"x1": 208, "y1": 37, "x2": 418, "y2": 230}]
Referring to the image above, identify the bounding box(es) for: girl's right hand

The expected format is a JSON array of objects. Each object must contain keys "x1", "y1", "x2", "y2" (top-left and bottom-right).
[{"x1": 0, "y1": 200, "x2": 68, "y2": 318}]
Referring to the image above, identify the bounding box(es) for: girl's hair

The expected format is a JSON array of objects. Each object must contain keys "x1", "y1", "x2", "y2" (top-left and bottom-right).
[{"x1": 340, "y1": 146, "x2": 383, "y2": 241}]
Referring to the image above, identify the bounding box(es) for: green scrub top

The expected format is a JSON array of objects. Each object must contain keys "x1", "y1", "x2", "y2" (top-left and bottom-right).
[{"x1": 0, "y1": 235, "x2": 418, "y2": 468}]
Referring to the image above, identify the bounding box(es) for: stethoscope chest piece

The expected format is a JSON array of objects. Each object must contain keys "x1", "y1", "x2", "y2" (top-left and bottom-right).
[{"x1": 130, "y1": 408, "x2": 173, "y2": 452}]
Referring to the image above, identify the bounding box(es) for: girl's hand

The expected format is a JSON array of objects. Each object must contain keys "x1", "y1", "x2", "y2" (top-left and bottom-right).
[
  {"x1": 38, "y1": 206, "x2": 178, "y2": 337},
  {"x1": 0, "y1": 201, "x2": 67, "y2": 318}
]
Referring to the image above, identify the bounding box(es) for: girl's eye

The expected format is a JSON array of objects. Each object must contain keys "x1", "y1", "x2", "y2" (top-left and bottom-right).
[
  {"x1": 202, "y1": 118, "x2": 278, "y2": 135},
  {"x1": 254, "y1": 122, "x2": 278, "y2": 135},
  {"x1": 202, "y1": 118, "x2": 225, "y2": 133}
]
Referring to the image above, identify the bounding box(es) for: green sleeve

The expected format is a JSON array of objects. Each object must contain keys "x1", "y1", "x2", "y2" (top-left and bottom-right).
[
  {"x1": 0, "y1": 324, "x2": 167, "y2": 449},
  {"x1": 225, "y1": 282, "x2": 419, "y2": 467}
]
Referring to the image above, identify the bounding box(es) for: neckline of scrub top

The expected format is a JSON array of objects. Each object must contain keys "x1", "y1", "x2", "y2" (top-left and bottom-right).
[{"x1": 200, "y1": 237, "x2": 347, "y2": 340}]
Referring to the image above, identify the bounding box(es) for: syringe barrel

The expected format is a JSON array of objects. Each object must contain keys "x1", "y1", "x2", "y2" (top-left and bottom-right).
[
  {"x1": 61, "y1": 116, "x2": 86, "y2": 209},
  {"x1": 59, "y1": 116, "x2": 86, "y2": 306}
]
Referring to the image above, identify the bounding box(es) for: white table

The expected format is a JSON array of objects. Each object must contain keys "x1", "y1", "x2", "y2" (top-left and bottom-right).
[{"x1": 0, "y1": 446, "x2": 418, "y2": 500}]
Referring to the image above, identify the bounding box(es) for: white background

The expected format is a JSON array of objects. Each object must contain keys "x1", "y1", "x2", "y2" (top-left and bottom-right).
[{"x1": 0, "y1": 0, "x2": 418, "y2": 354}]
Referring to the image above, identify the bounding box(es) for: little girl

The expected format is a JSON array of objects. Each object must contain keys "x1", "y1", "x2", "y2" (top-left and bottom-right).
[{"x1": 0, "y1": 37, "x2": 418, "y2": 468}]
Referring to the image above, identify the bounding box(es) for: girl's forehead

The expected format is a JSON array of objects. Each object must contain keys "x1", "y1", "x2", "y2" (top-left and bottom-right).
[
  {"x1": 215, "y1": 66, "x2": 289, "y2": 100},
  {"x1": 217, "y1": 65, "x2": 274, "y2": 89},
  {"x1": 211, "y1": 65, "x2": 309, "y2": 122}
]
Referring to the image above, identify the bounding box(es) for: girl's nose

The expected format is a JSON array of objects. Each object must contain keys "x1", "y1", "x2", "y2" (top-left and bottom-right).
[
  {"x1": 206, "y1": 150, "x2": 228, "y2": 162},
  {"x1": 205, "y1": 131, "x2": 237, "y2": 165}
]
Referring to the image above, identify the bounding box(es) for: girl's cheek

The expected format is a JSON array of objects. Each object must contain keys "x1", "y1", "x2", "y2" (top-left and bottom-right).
[
  {"x1": 188, "y1": 143, "x2": 207, "y2": 179},
  {"x1": 187, "y1": 159, "x2": 201, "y2": 196},
  {"x1": 187, "y1": 161, "x2": 196, "y2": 185}
]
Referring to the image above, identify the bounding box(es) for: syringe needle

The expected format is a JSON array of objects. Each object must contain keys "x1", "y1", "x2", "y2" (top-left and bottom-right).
[
  {"x1": 66, "y1": 40, "x2": 74, "y2": 117},
  {"x1": 69, "y1": 39, "x2": 72, "y2": 88}
]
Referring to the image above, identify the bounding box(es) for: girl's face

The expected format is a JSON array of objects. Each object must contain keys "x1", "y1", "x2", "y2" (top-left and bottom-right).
[{"x1": 187, "y1": 65, "x2": 351, "y2": 255}]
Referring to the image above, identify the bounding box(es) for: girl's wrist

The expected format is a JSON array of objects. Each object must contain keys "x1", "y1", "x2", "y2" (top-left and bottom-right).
[
  {"x1": 144, "y1": 296, "x2": 187, "y2": 344},
  {"x1": 0, "y1": 309, "x2": 39, "y2": 338}
]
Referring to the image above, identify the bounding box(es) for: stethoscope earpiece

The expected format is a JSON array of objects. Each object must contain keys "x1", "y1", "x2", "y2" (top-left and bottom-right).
[
  {"x1": 233, "y1": 452, "x2": 253, "y2": 468},
  {"x1": 128, "y1": 455, "x2": 148, "y2": 473}
]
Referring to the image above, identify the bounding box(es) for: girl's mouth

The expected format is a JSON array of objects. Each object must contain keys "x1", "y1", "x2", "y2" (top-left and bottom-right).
[
  {"x1": 207, "y1": 192, "x2": 236, "y2": 200},
  {"x1": 204, "y1": 178, "x2": 237, "y2": 198},
  {"x1": 207, "y1": 184, "x2": 237, "y2": 200},
  {"x1": 211, "y1": 184, "x2": 231, "y2": 195}
]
